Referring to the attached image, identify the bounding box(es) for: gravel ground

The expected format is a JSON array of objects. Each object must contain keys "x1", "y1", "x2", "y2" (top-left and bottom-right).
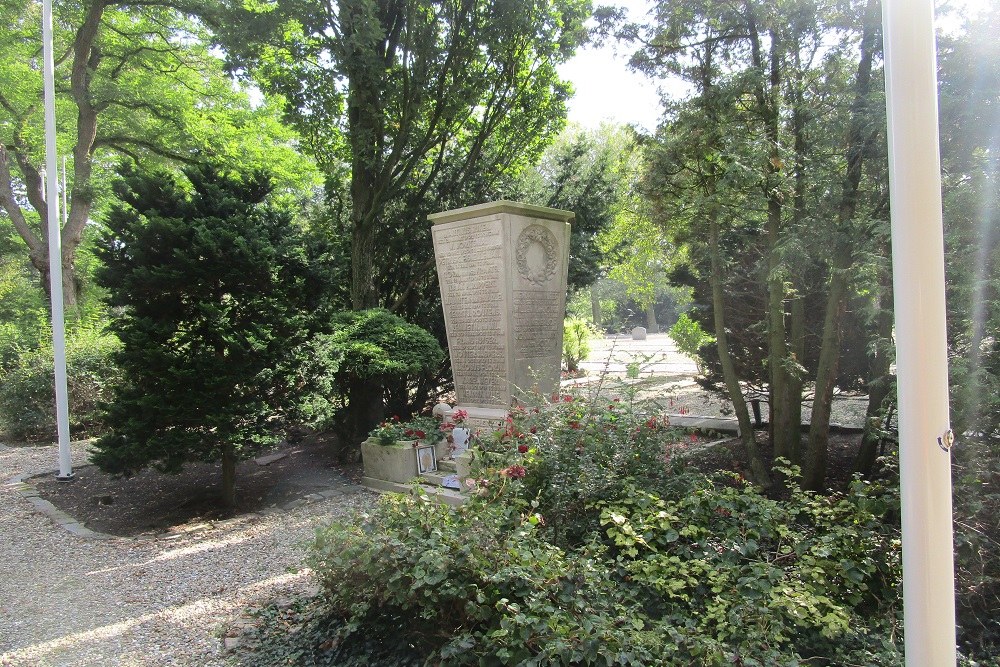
[{"x1": 0, "y1": 440, "x2": 376, "y2": 667}]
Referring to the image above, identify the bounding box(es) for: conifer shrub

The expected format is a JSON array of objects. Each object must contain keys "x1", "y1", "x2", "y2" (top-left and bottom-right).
[
  {"x1": 291, "y1": 308, "x2": 444, "y2": 450},
  {"x1": 90, "y1": 162, "x2": 312, "y2": 506}
]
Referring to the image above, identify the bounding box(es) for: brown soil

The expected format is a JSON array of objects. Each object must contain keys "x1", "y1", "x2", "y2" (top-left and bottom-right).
[{"x1": 29, "y1": 432, "x2": 363, "y2": 538}]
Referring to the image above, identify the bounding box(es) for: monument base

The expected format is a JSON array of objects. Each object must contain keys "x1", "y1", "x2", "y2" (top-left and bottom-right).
[{"x1": 445, "y1": 405, "x2": 508, "y2": 434}]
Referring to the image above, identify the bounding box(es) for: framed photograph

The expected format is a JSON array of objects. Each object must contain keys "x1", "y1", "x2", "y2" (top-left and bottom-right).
[{"x1": 416, "y1": 445, "x2": 437, "y2": 474}]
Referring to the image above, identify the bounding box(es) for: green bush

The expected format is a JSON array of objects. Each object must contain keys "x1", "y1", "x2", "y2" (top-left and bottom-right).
[
  {"x1": 562, "y1": 316, "x2": 599, "y2": 372},
  {"x1": 292, "y1": 308, "x2": 444, "y2": 445},
  {"x1": 308, "y1": 494, "x2": 654, "y2": 666},
  {"x1": 668, "y1": 312, "x2": 714, "y2": 373},
  {"x1": 0, "y1": 323, "x2": 121, "y2": 442},
  {"x1": 300, "y1": 393, "x2": 905, "y2": 666}
]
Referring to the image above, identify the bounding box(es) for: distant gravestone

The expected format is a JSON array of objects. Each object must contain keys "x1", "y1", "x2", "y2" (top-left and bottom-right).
[
  {"x1": 430, "y1": 200, "x2": 573, "y2": 428},
  {"x1": 632, "y1": 326, "x2": 647, "y2": 340}
]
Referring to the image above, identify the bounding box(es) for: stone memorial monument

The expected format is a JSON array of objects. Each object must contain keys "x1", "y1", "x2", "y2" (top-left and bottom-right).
[{"x1": 430, "y1": 201, "x2": 573, "y2": 429}]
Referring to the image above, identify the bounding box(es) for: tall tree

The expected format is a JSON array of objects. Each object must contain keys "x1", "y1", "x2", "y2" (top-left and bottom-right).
[
  {"x1": 802, "y1": 0, "x2": 883, "y2": 490},
  {"x1": 517, "y1": 123, "x2": 637, "y2": 292},
  {"x1": 0, "y1": 0, "x2": 312, "y2": 311},
  {"x1": 632, "y1": 0, "x2": 890, "y2": 488},
  {"x1": 642, "y1": 33, "x2": 772, "y2": 487},
  {"x1": 218, "y1": 0, "x2": 589, "y2": 310}
]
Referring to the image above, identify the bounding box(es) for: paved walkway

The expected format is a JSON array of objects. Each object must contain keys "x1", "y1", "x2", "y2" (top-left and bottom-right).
[
  {"x1": 578, "y1": 332, "x2": 699, "y2": 376},
  {"x1": 572, "y1": 333, "x2": 867, "y2": 431}
]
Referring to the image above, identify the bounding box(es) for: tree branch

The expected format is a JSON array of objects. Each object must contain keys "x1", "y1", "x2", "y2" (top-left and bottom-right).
[{"x1": 0, "y1": 145, "x2": 45, "y2": 262}]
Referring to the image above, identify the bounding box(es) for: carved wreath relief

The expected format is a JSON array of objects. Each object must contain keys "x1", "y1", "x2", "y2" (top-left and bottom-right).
[{"x1": 515, "y1": 224, "x2": 559, "y2": 286}]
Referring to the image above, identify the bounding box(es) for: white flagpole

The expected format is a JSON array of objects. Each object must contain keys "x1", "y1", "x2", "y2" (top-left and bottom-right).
[
  {"x1": 42, "y1": 0, "x2": 73, "y2": 481},
  {"x1": 882, "y1": 0, "x2": 956, "y2": 663}
]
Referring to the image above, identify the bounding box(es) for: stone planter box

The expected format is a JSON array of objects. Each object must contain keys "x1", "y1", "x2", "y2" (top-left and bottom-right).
[
  {"x1": 361, "y1": 438, "x2": 418, "y2": 484},
  {"x1": 361, "y1": 437, "x2": 447, "y2": 485}
]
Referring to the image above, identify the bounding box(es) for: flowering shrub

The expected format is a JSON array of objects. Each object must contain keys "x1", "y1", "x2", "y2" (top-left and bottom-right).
[
  {"x1": 368, "y1": 414, "x2": 440, "y2": 446},
  {"x1": 300, "y1": 390, "x2": 905, "y2": 666},
  {"x1": 472, "y1": 389, "x2": 684, "y2": 547}
]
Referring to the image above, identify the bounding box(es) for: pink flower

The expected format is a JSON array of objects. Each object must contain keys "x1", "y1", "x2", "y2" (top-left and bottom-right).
[
  {"x1": 563, "y1": 395, "x2": 573, "y2": 402},
  {"x1": 645, "y1": 417, "x2": 658, "y2": 429},
  {"x1": 689, "y1": 433, "x2": 698, "y2": 443},
  {"x1": 502, "y1": 464, "x2": 527, "y2": 479},
  {"x1": 453, "y1": 409, "x2": 468, "y2": 422},
  {"x1": 517, "y1": 444, "x2": 529, "y2": 454},
  {"x1": 440, "y1": 422, "x2": 454, "y2": 432}
]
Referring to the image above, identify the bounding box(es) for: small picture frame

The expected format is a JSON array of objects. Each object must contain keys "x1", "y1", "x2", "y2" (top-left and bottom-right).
[{"x1": 416, "y1": 445, "x2": 437, "y2": 474}]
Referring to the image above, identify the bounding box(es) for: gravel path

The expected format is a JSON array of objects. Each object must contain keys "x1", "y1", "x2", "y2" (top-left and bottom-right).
[{"x1": 0, "y1": 441, "x2": 376, "y2": 667}]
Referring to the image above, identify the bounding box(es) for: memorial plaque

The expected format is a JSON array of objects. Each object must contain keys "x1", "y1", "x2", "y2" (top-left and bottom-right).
[
  {"x1": 433, "y1": 215, "x2": 508, "y2": 406},
  {"x1": 431, "y1": 201, "x2": 572, "y2": 412}
]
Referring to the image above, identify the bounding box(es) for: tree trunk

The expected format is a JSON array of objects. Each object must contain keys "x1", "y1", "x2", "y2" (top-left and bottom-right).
[
  {"x1": 710, "y1": 208, "x2": 770, "y2": 489},
  {"x1": 221, "y1": 444, "x2": 237, "y2": 508},
  {"x1": 346, "y1": 374, "x2": 385, "y2": 457},
  {"x1": 786, "y1": 51, "x2": 808, "y2": 464},
  {"x1": 788, "y1": 297, "x2": 805, "y2": 462},
  {"x1": 0, "y1": 0, "x2": 102, "y2": 317},
  {"x1": 591, "y1": 287, "x2": 602, "y2": 328},
  {"x1": 802, "y1": 0, "x2": 880, "y2": 491},
  {"x1": 766, "y1": 213, "x2": 796, "y2": 461},
  {"x1": 750, "y1": 22, "x2": 796, "y2": 462},
  {"x1": 645, "y1": 302, "x2": 659, "y2": 334},
  {"x1": 350, "y1": 221, "x2": 379, "y2": 309},
  {"x1": 855, "y1": 282, "x2": 894, "y2": 477},
  {"x1": 803, "y1": 261, "x2": 849, "y2": 490}
]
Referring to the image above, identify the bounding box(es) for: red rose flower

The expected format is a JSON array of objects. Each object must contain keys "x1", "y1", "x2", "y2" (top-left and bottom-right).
[
  {"x1": 517, "y1": 444, "x2": 529, "y2": 454},
  {"x1": 415, "y1": 430, "x2": 426, "y2": 439},
  {"x1": 503, "y1": 464, "x2": 527, "y2": 479}
]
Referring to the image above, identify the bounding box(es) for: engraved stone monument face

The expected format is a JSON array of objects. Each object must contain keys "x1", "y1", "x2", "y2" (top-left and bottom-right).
[{"x1": 430, "y1": 201, "x2": 573, "y2": 422}]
